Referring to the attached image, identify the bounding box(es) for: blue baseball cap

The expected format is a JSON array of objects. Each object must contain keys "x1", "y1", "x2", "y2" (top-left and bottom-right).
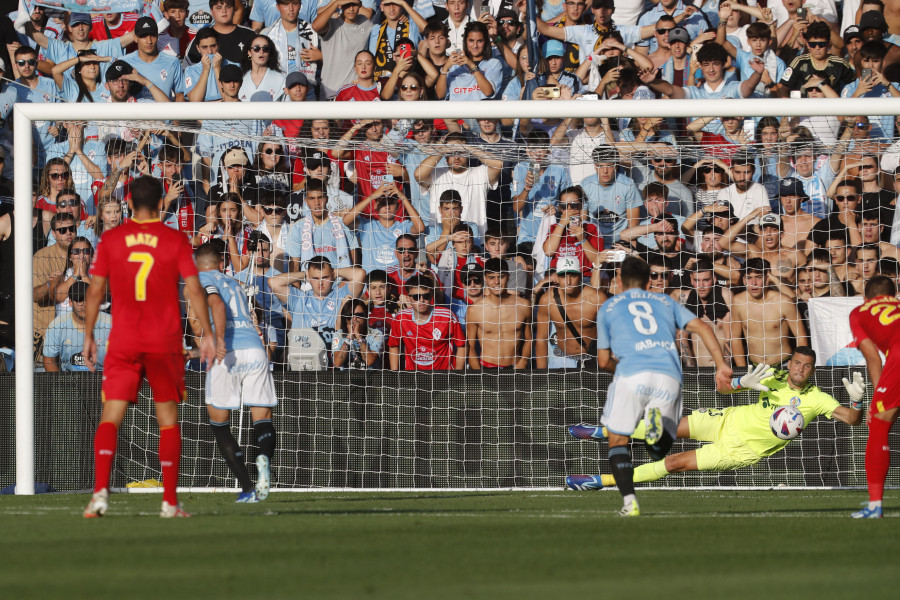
[
  {"x1": 543, "y1": 40, "x2": 565, "y2": 58},
  {"x1": 69, "y1": 13, "x2": 92, "y2": 26},
  {"x1": 779, "y1": 177, "x2": 807, "y2": 199}
]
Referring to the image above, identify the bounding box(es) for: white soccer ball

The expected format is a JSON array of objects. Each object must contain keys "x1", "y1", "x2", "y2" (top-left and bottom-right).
[{"x1": 770, "y1": 406, "x2": 805, "y2": 440}]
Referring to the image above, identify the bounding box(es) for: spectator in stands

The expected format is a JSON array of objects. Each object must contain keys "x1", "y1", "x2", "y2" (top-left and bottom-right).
[
  {"x1": 716, "y1": 152, "x2": 770, "y2": 219},
  {"x1": 539, "y1": 185, "x2": 603, "y2": 278},
  {"x1": 641, "y1": 42, "x2": 763, "y2": 100},
  {"x1": 580, "y1": 145, "x2": 641, "y2": 246},
  {"x1": 287, "y1": 178, "x2": 359, "y2": 272},
  {"x1": 851, "y1": 243, "x2": 883, "y2": 294},
  {"x1": 334, "y1": 119, "x2": 403, "y2": 210},
  {"x1": 620, "y1": 183, "x2": 685, "y2": 249},
  {"x1": 551, "y1": 114, "x2": 612, "y2": 186},
  {"x1": 43, "y1": 280, "x2": 111, "y2": 372},
  {"x1": 776, "y1": 20, "x2": 855, "y2": 96},
  {"x1": 121, "y1": 17, "x2": 185, "y2": 101},
  {"x1": 682, "y1": 157, "x2": 730, "y2": 212},
  {"x1": 841, "y1": 41, "x2": 900, "y2": 138},
  {"x1": 716, "y1": 11, "x2": 783, "y2": 98},
  {"x1": 46, "y1": 189, "x2": 94, "y2": 246},
  {"x1": 721, "y1": 210, "x2": 807, "y2": 284},
  {"x1": 249, "y1": 142, "x2": 291, "y2": 205},
  {"x1": 380, "y1": 44, "x2": 439, "y2": 101},
  {"x1": 729, "y1": 257, "x2": 809, "y2": 367},
  {"x1": 238, "y1": 34, "x2": 285, "y2": 101},
  {"x1": 25, "y1": 11, "x2": 134, "y2": 64},
  {"x1": 159, "y1": 0, "x2": 194, "y2": 59},
  {"x1": 534, "y1": 256, "x2": 607, "y2": 369},
  {"x1": 674, "y1": 257, "x2": 733, "y2": 368},
  {"x1": 388, "y1": 272, "x2": 465, "y2": 371},
  {"x1": 50, "y1": 49, "x2": 109, "y2": 102},
  {"x1": 344, "y1": 182, "x2": 425, "y2": 272},
  {"x1": 33, "y1": 212, "x2": 77, "y2": 356},
  {"x1": 810, "y1": 177, "x2": 863, "y2": 246},
  {"x1": 254, "y1": 189, "x2": 290, "y2": 272},
  {"x1": 93, "y1": 196, "x2": 122, "y2": 241},
  {"x1": 13, "y1": 46, "x2": 59, "y2": 163},
  {"x1": 623, "y1": 212, "x2": 692, "y2": 290},
  {"x1": 368, "y1": 0, "x2": 427, "y2": 85},
  {"x1": 157, "y1": 145, "x2": 196, "y2": 241},
  {"x1": 436, "y1": 21, "x2": 503, "y2": 101},
  {"x1": 334, "y1": 50, "x2": 379, "y2": 102},
  {"x1": 449, "y1": 262, "x2": 484, "y2": 325},
  {"x1": 512, "y1": 130, "x2": 572, "y2": 248},
  {"x1": 636, "y1": 0, "x2": 709, "y2": 54},
  {"x1": 633, "y1": 147, "x2": 693, "y2": 216},
  {"x1": 269, "y1": 255, "x2": 366, "y2": 359},
  {"x1": 419, "y1": 19, "x2": 451, "y2": 96},
  {"x1": 185, "y1": 28, "x2": 223, "y2": 102},
  {"x1": 333, "y1": 298, "x2": 383, "y2": 369},
  {"x1": 431, "y1": 221, "x2": 477, "y2": 298},
  {"x1": 442, "y1": 0, "x2": 473, "y2": 53},
  {"x1": 364, "y1": 269, "x2": 399, "y2": 340},
  {"x1": 776, "y1": 177, "x2": 820, "y2": 249},
  {"x1": 482, "y1": 225, "x2": 531, "y2": 297},
  {"x1": 261, "y1": 0, "x2": 320, "y2": 100},
  {"x1": 859, "y1": 209, "x2": 899, "y2": 260},
  {"x1": 36, "y1": 159, "x2": 75, "y2": 236},
  {"x1": 415, "y1": 131, "x2": 503, "y2": 240},
  {"x1": 313, "y1": 0, "x2": 375, "y2": 100},
  {"x1": 52, "y1": 236, "x2": 94, "y2": 315},
  {"x1": 185, "y1": 0, "x2": 256, "y2": 65},
  {"x1": 466, "y1": 258, "x2": 532, "y2": 370},
  {"x1": 425, "y1": 189, "x2": 477, "y2": 253},
  {"x1": 233, "y1": 231, "x2": 287, "y2": 361},
  {"x1": 291, "y1": 149, "x2": 354, "y2": 220}
]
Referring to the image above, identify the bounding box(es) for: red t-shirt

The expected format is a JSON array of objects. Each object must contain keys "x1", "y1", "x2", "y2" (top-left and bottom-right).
[
  {"x1": 548, "y1": 222, "x2": 604, "y2": 276},
  {"x1": 699, "y1": 131, "x2": 742, "y2": 163},
  {"x1": 335, "y1": 84, "x2": 380, "y2": 103},
  {"x1": 850, "y1": 295, "x2": 900, "y2": 357},
  {"x1": 90, "y1": 219, "x2": 197, "y2": 353},
  {"x1": 353, "y1": 146, "x2": 404, "y2": 218},
  {"x1": 388, "y1": 307, "x2": 464, "y2": 370},
  {"x1": 91, "y1": 12, "x2": 137, "y2": 40}
]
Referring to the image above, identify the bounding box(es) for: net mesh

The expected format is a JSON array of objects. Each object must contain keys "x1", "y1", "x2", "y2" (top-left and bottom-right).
[{"x1": 21, "y1": 111, "x2": 900, "y2": 491}]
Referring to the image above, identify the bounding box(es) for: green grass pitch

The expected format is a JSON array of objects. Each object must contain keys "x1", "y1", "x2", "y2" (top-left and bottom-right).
[{"x1": 2, "y1": 490, "x2": 897, "y2": 599}]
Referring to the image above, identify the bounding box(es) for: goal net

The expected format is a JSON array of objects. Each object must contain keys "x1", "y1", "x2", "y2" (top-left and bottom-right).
[{"x1": 10, "y1": 98, "x2": 900, "y2": 493}]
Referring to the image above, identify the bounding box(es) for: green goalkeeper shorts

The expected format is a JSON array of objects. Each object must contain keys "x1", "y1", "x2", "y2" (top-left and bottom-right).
[{"x1": 688, "y1": 408, "x2": 764, "y2": 472}]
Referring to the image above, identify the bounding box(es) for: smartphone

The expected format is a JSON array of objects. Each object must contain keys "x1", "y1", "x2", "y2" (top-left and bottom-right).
[
  {"x1": 539, "y1": 86, "x2": 560, "y2": 98},
  {"x1": 743, "y1": 119, "x2": 756, "y2": 139},
  {"x1": 395, "y1": 42, "x2": 413, "y2": 60},
  {"x1": 569, "y1": 216, "x2": 581, "y2": 227},
  {"x1": 480, "y1": 3, "x2": 491, "y2": 17},
  {"x1": 608, "y1": 56, "x2": 620, "y2": 69},
  {"x1": 861, "y1": 68, "x2": 873, "y2": 81},
  {"x1": 610, "y1": 250, "x2": 627, "y2": 262},
  {"x1": 578, "y1": 93, "x2": 599, "y2": 101},
  {"x1": 795, "y1": 6, "x2": 807, "y2": 20}
]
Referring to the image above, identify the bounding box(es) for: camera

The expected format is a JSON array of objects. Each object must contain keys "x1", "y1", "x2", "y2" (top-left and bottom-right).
[{"x1": 246, "y1": 230, "x2": 271, "y2": 253}]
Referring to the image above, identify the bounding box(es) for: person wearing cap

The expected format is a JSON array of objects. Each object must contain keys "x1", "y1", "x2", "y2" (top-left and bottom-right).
[
  {"x1": 283, "y1": 71, "x2": 309, "y2": 102},
  {"x1": 535, "y1": 0, "x2": 589, "y2": 73},
  {"x1": 492, "y1": 7, "x2": 523, "y2": 70},
  {"x1": 658, "y1": 25, "x2": 691, "y2": 84},
  {"x1": 842, "y1": 24, "x2": 865, "y2": 63},
  {"x1": 185, "y1": 28, "x2": 223, "y2": 102},
  {"x1": 207, "y1": 145, "x2": 256, "y2": 206},
  {"x1": 636, "y1": 0, "x2": 710, "y2": 54},
  {"x1": 722, "y1": 206, "x2": 808, "y2": 286},
  {"x1": 184, "y1": 0, "x2": 257, "y2": 66},
  {"x1": 261, "y1": 0, "x2": 321, "y2": 99},
  {"x1": 23, "y1": 11, "x2": 134, "y2": 66},
  {"x1": 535, "y1": 254, "x2": 607, "y2": 370},
  {"x1": 775, "y1": 137, "x2": 847, "y2": 220},
  {"x1": 465, "y1": 257, "x2": 532, "y2": 370},
  {"x1": 540, "y1": 185, "x2": 603, "y2": 278},
  {"x1": 580, "y1": 145, "x2": 641, "y2": 247},
  {"x1": 121, "y1": 16, "x2": 185, "y2": 101},
  {"x1": 447, "y1": 261, "x2": 483, "y2": 325},
  {"x1": 195, "y1": 102, "x2": 266, "y2": 193},
  {"x1": 312, "y1": 0, "x2": 375, "y2": 100},
  {"x1": 43, "y1": 280, "x2": 112, "y2": 372},
  {"x1": 105, "y1": 57, "x2": 174, "y2": 103},
  {"x1": 537, "y1": 39, "x2": 582, "y2": 93},
  {"x1": 774, "y1": 176, "x2": 820, "y2": 249}
]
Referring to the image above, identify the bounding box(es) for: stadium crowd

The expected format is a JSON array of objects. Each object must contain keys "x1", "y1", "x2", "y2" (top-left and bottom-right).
[{"x1": 1, "y1": 0, "x2": 900, "y2": 372}]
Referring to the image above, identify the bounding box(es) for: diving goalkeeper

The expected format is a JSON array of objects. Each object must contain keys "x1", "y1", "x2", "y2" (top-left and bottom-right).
[{"x1": 566, "y1": 347, "x2": 863, "y2": 490}]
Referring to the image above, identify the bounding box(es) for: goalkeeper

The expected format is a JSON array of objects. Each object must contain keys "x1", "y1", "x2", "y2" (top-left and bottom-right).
[{"x1": 566, "y1": 347, "x2": 863, "y2": 490}]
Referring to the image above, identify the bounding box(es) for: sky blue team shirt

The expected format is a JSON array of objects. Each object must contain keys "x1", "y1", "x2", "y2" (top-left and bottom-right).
[
  {"x1": 446, "y1": 57, "x2": 504, "y2": 101},
  {"x1": 682, "y1": 79, "x2": 743, "y2": 100},
  {"x1": 562, "y1": 24, "x2": 643, "y2": 64},
  {"x1": 840, "y1": 80, "x2": 900, "y2": 139},
  {"x1": 580, "y1": 171, "x2": 642, "y2": 245},
  {"x1": 637, "y1": 2, "x2": 709, "y2": 53},
  {"x1": 199, "y1": 270, "x2": 265, "y2": 352},
  {"x1": 121, "y1": 51, "x2": 185, "y2": 100},
  {"x1": 286, "y1": 284, "x2": 350, "y2": 346},
  {"x1": 597, "y1": 287, "x2": 696, "y2": 380},
  {"x1": 358, "y1": 217, "x2": 414, "y2": 272},
  {"x1": 234, "y1": 266, "x2": 287, "y2": 348},
  {"x1": 285, "y1": 217, "x2": 360, "y2": 266},
  {"x1": 511, "y1": 162, "x2": 571, "y2": 245},
  {"x1": 43, "y1": 312, "x2": 112, "y2": 371},
  {"x1": 184, "y1": 62, "x2": 222, "y2": 102},
  {"x1": 250, "y1": 0, "x2": 323, "y2": 28}
]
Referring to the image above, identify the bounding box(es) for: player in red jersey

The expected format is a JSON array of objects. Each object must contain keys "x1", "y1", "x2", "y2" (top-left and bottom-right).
[
  {"x1": 388, "y1": 273, "x2": 465, "y2": 371},
  {"x1": 848, "y1": 274, "x2": 899, "y2": 518},
  {"x1": 81, "y1": 176, "x2": 217, "y2": 519}
]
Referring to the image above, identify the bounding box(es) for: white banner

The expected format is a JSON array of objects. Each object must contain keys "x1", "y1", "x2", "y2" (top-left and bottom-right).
[
  {"x1": 31, "y1": 0, "x2": 141, "y2": 14},
  {"x1": 808, "y1": 296, "x2": 864, "y2": 366}
]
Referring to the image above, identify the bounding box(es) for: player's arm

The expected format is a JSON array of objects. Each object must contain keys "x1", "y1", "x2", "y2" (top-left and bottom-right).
[
  {"x1": 42, "y1": 355, "x2": 60, "y2": 372},
  {"x1": 205, "y1": 289, "x2": 228, "y2": 361},
  {"x1": 597, "y1": 347, "x2": 616, "y2": 373},
  {"x1": 858, "y1": 337, "x2": 883, "y2": 389},
  {"x1": 82, "y1": 275, "x2": 109, "y2": 372},
  {"x1": 183, "y1": 275, "x2": 217, "y2": 367},
  {"x1": 685, "y1": 317, "x2": 733, "y2": 392},
  {"x1": 833, "y1": 405, "x2": 863, "y2": 426}
]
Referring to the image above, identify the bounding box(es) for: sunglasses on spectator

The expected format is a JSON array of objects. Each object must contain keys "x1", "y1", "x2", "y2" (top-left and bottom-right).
[
  {"x1": 652, "y1": 158, "x2": 676, "y2": 164},
  {"x1": 49, "y1": 172, "x2": 69, "y2": 180},
  {"x1": 396, "y1": 247, "x2": 417, "y2": 254},
  {"x1": 560, "y1": 203, "x2": 582, "y2": 210},
  {"x1": 71, "y1": 247, "x2": 92, "y2": 256},
  {"x1": 251, "y1": 45, "x2": 270, "y2": 53},
  {"x1": 263, "y1": 206, "x2": 284, "y2": 215},
  {"x1": 16, "y1": 59, "x2": 37, "y2": 66},
  {"x1": 657, "y1": 28, "x2": 674, "y2": 35},
  {"x1": 834, "y1": 195, "x2": 859, "y2": 202},
  {"x1": 56, "y1": 199, "x2": 77, "y2": 208},
  {"x1": 409, "y1": 292, "x2": 433, "y2": 301},
  {"x1": 649, "y1": 271, "x2": 668, "y2": 279},
  {"x1": 806, "y1": 41, "x2": 828, "y2": 48},
  {"x1": 55, "y1": 225, "x2": 76, "y2": 234},
  {"x1": 413, "y1": 127, "x2": 431, "y2": 134},
  {"x1": 499, "y1": 18, "x2": 517, "y2": 25},
  {"x1": 854, "y1": 122, "x2": 869, "y2": 128},
  {"x1": 262, "y1": 147, "x2": 279, "y2": 154},
  {"x1": 352, "y1": 311, "x2": 366, "y2": 317},
  {"x1": 400, "y1": 84, "x2": 420, "y2": 91},
  {"x1": 701, "y1": 166, "x2": 717, "y2": 174}
]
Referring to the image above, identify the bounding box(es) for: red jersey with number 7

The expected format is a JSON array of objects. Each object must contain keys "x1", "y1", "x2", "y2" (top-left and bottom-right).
[{"x1": 90, "y1": 219, "x2": 197, "y2": 353}]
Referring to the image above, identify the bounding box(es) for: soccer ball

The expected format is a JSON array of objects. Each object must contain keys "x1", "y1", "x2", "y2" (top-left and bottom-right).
[{"x1": 770, "y1": 406, "x2": 805, "y2": 440}]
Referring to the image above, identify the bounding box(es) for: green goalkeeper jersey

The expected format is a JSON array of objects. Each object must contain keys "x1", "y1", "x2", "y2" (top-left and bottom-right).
[{"x1": 728, "y1": 370, "x2": 841, "y2": 457}]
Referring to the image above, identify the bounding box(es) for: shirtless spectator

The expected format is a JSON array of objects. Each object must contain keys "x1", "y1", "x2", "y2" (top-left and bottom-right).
[
  {"x1": 674, "y1": 258, "x2": 732, "y2": 367},
  {"x1": 721, "y1": 209, "x2": 807, "y2": 284},
  {"x1": 695, "y1": 225, "x2": 742, "y2": 286},
  {"x1": 729, "y1": 258, "x2": 809, "y2": 368},
  {"x1": 535, "y1": 257, "x2": 607, "y2": 369},
  {"x1": 777, "y1": 178, "x2": 820, "y2": 249},
  {"x1": 466, "y1": 259, "x2": 532, "y2": 370}
]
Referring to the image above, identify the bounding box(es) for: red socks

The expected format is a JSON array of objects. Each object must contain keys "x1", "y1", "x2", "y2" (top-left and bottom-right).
[
  {"x1": 866, "y1": 417, "x2": 893, "y2": 503},
  {"x1": 93, "y1": 421, "x2": 118, "y2": 493},
  {"x1": 159, "y1": 425, "x2": 181, "y2": 506}
]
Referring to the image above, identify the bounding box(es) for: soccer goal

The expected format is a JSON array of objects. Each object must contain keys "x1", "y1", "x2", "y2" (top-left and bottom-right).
[{"x1": 10, "y1": 97, "x2": 900, "y2": 495}]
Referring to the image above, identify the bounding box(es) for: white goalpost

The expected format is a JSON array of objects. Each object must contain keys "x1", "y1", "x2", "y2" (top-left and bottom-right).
[{"x1": 13, "y1": 97, "x2": 900, "y2": 495}]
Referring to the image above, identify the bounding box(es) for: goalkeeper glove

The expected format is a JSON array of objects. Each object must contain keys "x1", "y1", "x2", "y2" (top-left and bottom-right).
[
  {"x1": 842, "y1": 372, "x2": 866, "y2": 410},
  {"x1": 731, "y1": 363, "x2": 772, "y2": 392}
]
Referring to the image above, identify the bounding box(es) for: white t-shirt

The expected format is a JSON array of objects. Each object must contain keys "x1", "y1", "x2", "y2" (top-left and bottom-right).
[
  {"x1": 427, "y1": 164, "x2": 496, "y2": 239},
  {"x1": 566, "y1": 128, "x2": 611, "y2": 185},
  {"x1": 716, "y1": 182, "x2": 770, "y2": 220},
  {"x1": 611, "y1": 0, "x2": 645, "y2": 27}
]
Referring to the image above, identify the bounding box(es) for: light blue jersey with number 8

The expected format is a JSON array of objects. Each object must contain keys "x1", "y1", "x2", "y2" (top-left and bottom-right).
[{"x1": 597, "y1": 288, "x2": 696, "y2": 380}]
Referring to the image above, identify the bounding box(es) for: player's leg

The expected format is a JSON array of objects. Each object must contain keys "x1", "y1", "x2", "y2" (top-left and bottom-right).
[
  {"x1": 568, "y1": 412, "x2": 692, "y2": 443},
  {"x1": 208, "y1": 405, "x2": 256, "y2": 500},
  {"x1": 245, "y1": 349, "x2": 278, "y2": 501},
  {"x1": 146, "y1": 352, "x2": 190, "y2": 517},
  {"x1": 251, "y1": 407, "x2": 274, "y2": 501},
  {"x1": 600, "y1": 375, "x2": 643, "y2": 516},
  {"x1": 84, "y1": 400, "x2": 130, "y2": 518},
  {"x1": 855, "y1": 406, "x2": 899, "y2": 518}
]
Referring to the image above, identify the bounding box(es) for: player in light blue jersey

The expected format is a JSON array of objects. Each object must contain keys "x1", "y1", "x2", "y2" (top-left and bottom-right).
[
  {"x1": 571, "y1": 256, "x2": 731, "y2": 517},
  {"x1": 195, "y1": 243, "x2": 278, "y2": 503}
]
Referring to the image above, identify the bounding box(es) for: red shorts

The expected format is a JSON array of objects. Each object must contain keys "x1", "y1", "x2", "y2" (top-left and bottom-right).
[
  {"x1": 481, "y1": 361, "x2": 514, "y2": 369},
  {"x1": 872, "y1": 361, "x2": 900, "y2": 414},
  {"x1": 102, "y1": 350, "x2": 186, "y2": 404}
]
